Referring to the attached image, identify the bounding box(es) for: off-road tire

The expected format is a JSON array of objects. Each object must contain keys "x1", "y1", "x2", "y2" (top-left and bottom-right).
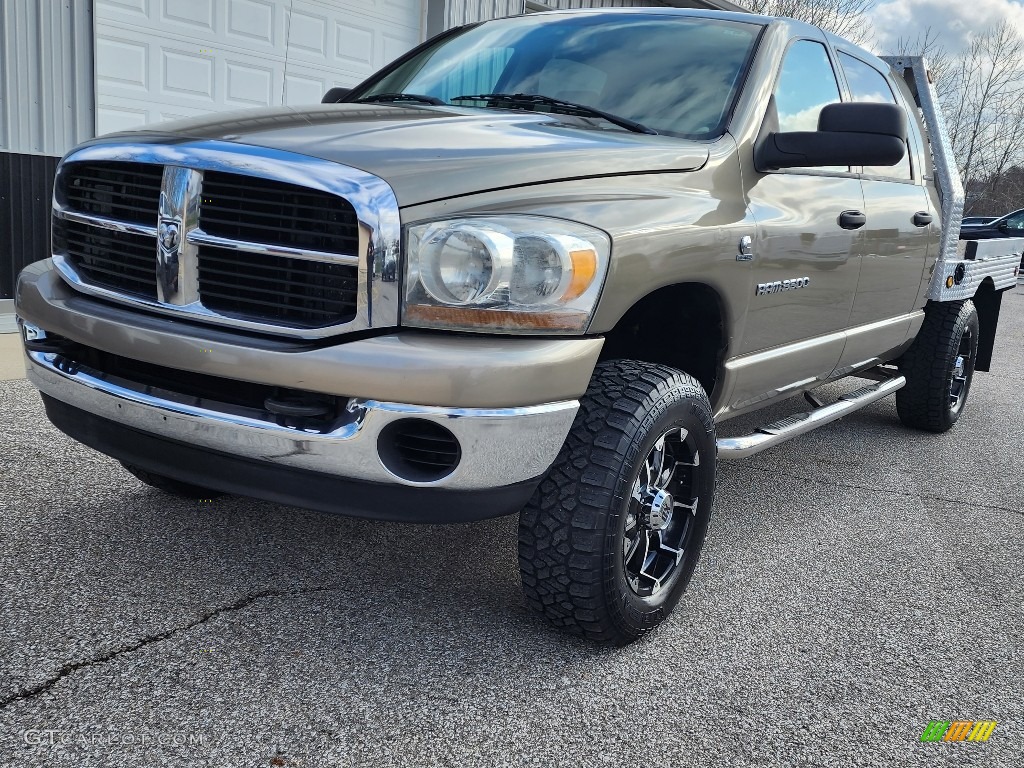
[
  {"x1": 896, "y1": 300, "x2": 979, "y2": 433},
  {"x1": 518, "y1": 360, "x2": 716, "y2": 645},
  {"x1": 120, "y1": 462, "x2": 224, "y2": 500}
]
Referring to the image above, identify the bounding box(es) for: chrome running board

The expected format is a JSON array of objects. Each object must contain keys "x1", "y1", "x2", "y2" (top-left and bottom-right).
[{"x1": 717, "y1": 374, "x2": 906, "y2": 460}]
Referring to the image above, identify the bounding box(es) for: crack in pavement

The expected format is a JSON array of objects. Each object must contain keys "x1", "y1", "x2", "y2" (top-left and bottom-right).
[
  {"x1": 736, "y1": 464, "x2": 1023, "y2": 517},
  {"x1": 0, "y1": 585, "x2": 343, "y2": 711},
  {"x1": 736, "y1": 463, "x2": 913, "y2": 498},
  {"x1": 918, "y1": 495, "x2": 1023, "y2": 516}
]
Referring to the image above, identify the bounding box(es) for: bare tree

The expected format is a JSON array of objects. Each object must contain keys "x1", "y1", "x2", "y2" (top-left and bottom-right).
[
  {"x1": 894, "y1": 27, "x2": 952, "y2": 95},
  {"x1": 741, "y1": 0, "x2": 873, "y2": 43},
  {"x1": 894, "y1": 22, "x2": 1024, "y2": 214}
]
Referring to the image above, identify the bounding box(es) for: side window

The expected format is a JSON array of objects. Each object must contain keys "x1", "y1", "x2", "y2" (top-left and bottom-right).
[
  {"x1": 774, "y1": 40, "x2": 842, "y2": 132},
  {"x1": 1003, "y1": 211, "x2": 1024, "y2": 231},
  {"x1": 838, "y1": 52, "x2": 913, "y2": 180}
]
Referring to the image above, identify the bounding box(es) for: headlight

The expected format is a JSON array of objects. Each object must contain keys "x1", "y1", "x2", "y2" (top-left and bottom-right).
[{"x1": 403, "y1": 216, "x2": 611, "y2": 333}]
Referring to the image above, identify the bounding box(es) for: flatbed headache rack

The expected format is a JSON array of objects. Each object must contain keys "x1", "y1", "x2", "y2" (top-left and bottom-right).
[{"x1": 881, "y1": 55, "x2": 1022, "y2": 300}]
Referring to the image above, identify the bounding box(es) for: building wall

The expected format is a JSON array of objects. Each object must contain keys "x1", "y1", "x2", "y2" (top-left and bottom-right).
[
  {"x1": 93, "y1": 0, "x2": 424, "y2": 135},
  {"x1": 445, "y1": 0, "x2": 520, "y2": 29},
  {"x1": 538, "y1": 0, "x2": 672, "y2": 8},
  {"x1": 443, "y1": 0, "x2": 747, "y2": 28},
  {"x1": 445, "y1": 0, "x2": 674, "y2": 28},
  {"x1": 0, "y1": 0, "x2": 95, "y2": 300}
]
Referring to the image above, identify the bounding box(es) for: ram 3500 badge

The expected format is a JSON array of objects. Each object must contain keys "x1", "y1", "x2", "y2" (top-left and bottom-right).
[{"x1": 15, "y1": 9, "x2": 1022, "y2": 644}]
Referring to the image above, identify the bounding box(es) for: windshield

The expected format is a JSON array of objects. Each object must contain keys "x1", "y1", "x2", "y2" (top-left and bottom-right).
[{"x1": 352, "y1": 13, "x2": 762, "y2": 139}]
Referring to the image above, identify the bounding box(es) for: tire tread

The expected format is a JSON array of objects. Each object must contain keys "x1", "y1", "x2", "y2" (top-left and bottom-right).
[
  {"x1": 896, "y1": 300, "x2": 978, "y2": 433},
  {"x1": 518, "y1": 360, "x2": 713, "y2": 644}
]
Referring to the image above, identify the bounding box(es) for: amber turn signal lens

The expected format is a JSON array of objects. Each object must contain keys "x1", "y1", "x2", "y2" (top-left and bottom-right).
[
  {"x1": 565, "y1": 249, "x2": 598, "y2": 301},
  {"x1": 945, "y1": 275, "x2": 955, "y2": 288}
]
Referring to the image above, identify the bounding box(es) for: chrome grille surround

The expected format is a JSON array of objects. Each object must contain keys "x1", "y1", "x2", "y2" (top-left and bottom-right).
[{"x1": 51, "y1": 140, "x2": 401, "y2": 338}]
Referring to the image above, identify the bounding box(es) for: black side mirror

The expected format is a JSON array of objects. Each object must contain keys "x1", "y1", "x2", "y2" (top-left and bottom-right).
[
  {"x1": 322, "y1": 87, "x2": 352, "y2": 104},
  {"x1": 756, "y1": 102, "x2": 908, "y2": 172},
  {"x1": 998, "y1": 221, "x2": 1009, "y2": 232}
]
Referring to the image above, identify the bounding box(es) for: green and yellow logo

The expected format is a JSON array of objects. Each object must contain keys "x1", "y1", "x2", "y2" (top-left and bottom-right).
[{"x1": 920, "y1": 720, "x2": 997, "y2": 742}]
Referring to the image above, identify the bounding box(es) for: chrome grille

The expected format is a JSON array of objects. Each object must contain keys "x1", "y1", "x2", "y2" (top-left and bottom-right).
[
  {"x1": 200, "y1": 172, "x2": 360, "y2": 255},
  {"x1": 51, "y1": 152, "x2": 380, "y2": 337},
  {"x1": 56, "y1": 219, "x2": 158, "y2": 300},
  {"x1": 60, "y1": 162, "x2": 163, "y2": 225},
  {"x1": 197, "y1": 245, "x2": 358, "y2": 327}
]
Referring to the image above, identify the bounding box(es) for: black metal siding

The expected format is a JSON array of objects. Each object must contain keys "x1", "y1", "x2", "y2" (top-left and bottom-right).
[
  {"x1": 0, "y1": 152, "x2": 58, "y2": 299},
  {"x1": 1, "y1": 0, "x2": 94, "y2": 301}
]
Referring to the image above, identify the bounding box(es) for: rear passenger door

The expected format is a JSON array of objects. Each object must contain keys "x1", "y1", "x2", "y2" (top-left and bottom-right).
[{"x1": 837, "y1": 52, "x2": 933, "y2": 366}]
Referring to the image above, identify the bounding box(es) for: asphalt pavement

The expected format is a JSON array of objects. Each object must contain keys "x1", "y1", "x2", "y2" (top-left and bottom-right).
[{"x1": 1, "y1": 289, "x2": 1022, "y2": 768}]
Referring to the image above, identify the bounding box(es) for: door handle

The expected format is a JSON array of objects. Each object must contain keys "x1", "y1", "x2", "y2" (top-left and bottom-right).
[
  {"x1": 913, "y1": 211, "x2": 933, "y2": 227},
  {"x1": 839, "y1": 210, "x2": 867, "y2": 230}
]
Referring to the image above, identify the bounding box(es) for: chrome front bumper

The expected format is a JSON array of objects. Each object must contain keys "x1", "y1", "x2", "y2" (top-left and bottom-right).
[{"x1": 24, "y1": 337, "x2": 578, "y2": 493}]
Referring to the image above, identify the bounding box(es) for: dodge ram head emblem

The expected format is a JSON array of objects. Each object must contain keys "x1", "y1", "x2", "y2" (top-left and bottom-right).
[
  {"x1": 157, "y1": 218, "x2": 182, "y2": 298},
  {"x1": 159, "y1": 220, "x2": 180, "y2": 251}
]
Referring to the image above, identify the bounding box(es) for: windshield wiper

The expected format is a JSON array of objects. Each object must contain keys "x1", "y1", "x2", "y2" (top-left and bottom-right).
[
  {"x1": 452, "y1": 93, "x2": 657, "y2": 135},
  {"x1": 355, "y1": 92, "x2": 447, "y2": 106}
]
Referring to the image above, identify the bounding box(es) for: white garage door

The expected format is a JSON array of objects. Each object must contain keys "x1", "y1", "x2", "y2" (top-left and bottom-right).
[{"x1": 94, "y1": 0, "x2": 423, "y2": 135}]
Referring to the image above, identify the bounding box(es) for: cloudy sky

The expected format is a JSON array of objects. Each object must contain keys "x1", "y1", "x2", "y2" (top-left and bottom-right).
[{"x1": 867, "y1": 0, "x2": 1024, "y2": 53}]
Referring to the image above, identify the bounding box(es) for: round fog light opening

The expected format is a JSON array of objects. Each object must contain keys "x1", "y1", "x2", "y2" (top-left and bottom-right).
[{"x1": 378, "y1": 419, "x2": 462, "y2": 483}]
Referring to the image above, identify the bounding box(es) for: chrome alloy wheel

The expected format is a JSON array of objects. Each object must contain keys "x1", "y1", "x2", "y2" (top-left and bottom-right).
[
  {"x1": 623, "y1": 427, "x2": 701, "y2": 598},
  {"x1": 949, "y1": 326, "x2": 975, "y2": 414}
]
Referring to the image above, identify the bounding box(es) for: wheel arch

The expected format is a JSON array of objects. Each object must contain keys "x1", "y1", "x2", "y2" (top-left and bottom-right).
[{"x1": 597, "y1": 282, "x2": 728, "y2": 404}]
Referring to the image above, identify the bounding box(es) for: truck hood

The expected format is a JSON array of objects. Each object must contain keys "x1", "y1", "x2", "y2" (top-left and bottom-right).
[{"x1": 121, "y1": 104, "x2": 711, "y2": 207}]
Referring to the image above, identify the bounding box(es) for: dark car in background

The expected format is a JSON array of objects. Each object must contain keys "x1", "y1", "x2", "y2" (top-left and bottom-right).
[
  {"x1": 961, "y1": 216, "x2": 997, "y2": 226},
  {"x1": 961, "y1": 209, "x2": 1024, "y2": 271},
  {"x1": 960, "y1": 208, "x2": 1024, "y2": 240}
]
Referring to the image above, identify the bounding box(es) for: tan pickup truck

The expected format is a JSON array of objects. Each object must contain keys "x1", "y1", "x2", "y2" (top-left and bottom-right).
[{"x1": 14, "y1": 8, "x2": 1022, "y2": 644}]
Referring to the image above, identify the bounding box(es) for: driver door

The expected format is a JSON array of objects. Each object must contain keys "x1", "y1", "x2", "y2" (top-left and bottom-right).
[{"x1": 737, "y1": 39, "x2": 864, "y2": 408}]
